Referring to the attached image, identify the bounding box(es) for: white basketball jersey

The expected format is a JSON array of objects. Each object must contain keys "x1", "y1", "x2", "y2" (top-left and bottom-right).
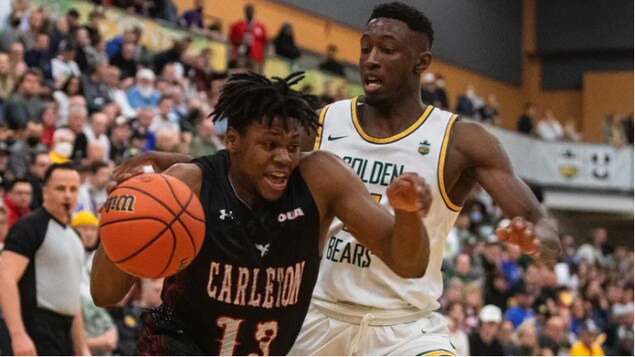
[{"x1": 313, "y1": 97, "x2": 461, "y2": 311}]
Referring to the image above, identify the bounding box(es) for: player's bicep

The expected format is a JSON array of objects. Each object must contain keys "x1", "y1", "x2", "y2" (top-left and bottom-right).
[{"x1": 163, "y1": 163, "x2": 203, "y2": 197}]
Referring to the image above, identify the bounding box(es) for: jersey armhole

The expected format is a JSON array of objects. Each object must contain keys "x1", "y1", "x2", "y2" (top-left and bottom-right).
[
  {"x1": 313, "y1": 104, "x2": 331, "y2": 151},
  {"x1": 437, "y1": 114, "x2": 463, "y2": 212}
]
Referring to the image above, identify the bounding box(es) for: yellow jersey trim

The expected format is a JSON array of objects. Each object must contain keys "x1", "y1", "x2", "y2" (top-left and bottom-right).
[
  {"x1": 417, "y1": 349, "x2": 457, "y2": 356},
  {"x1": 351, "y1": 96, "x2": 434, "y2": 144},
  {"x1": 313, "y1": 104, "x2": 331, "y2": 151},
  {"x1": 438, "y1": 114, "x2": 462, "y2": 212}
]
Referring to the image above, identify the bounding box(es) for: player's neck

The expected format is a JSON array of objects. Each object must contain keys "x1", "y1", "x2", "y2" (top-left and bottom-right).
[
  {"x1": 227, "y1": 169, "x2": 258, "y2": 211},
  {"x1": 359, "y1": 95, "x2": 427, "y2": 136}
]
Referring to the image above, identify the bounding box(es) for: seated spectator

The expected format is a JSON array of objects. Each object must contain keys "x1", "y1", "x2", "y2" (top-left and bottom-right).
[
  {"x1": 84, "y1": 112, "x2": 111, "y2": 161},
  {"x1": 51, "y1": 40, "x2": 81, "y2": 89},
  {"x1": 319, "y1": 44, "x2": 345, "y2": 77},
  {"x1": 602, "y1": 113, "x2": 627, "y2": 147},
  {"x1": 152, "y1": 38, "x2": 190, "y2": 77},
  {"x1": 104, "y1": 66, "x2": 135, "y2": 119},
  {"x1": 20, "y1": 9, "x2": 45, "y2": 51},
  {"x1": 127, "y1": 68, "x2": 160, "y2": 109},
  {"x1": 420, "y1": 72, "x2": 437, "y2": 106},
  {"x1": 3, "y1": 179, "x2": 32, "y2": 228},
  {"x1": 536, "y1": 108, "x2": 564, "y2": 141},
  {"x1": 0, "y1": 11, "x2": 25, "y2": 53},
  {"x1": 81, "y1": 60, "x2": 112, "y2": 113},
  {"x1": 76, "y1": 161, "x2": 111, "y2": 216},
  {"x1": 49, "y1": 16, "x2": 70, "y2": 57},
  {"x1": 480, "y1": 94, "x2": 500, "y2": 125},
  {"x1": 469, "y1": 304, "x2": 504, "y2": 355},
  {"x1": 105, "y1": 284, "x2": 144, "y2": 356},
  {"x1": 516, "y1": 102, "x2": 536, "y2": 135},
  {"x1": 273, "y1": 23, "x2": 300, "y2": 61},
  {"x1": 131, "y1": 106, "x2": 157, "y2": 150},
  {"x1": 497, "y1": 320, "x2": 515, "y2": 355},
  {"x1": 504, "y1": 284, "x2": 535, "y2": 329},
  {"x1": 154, "y1": 128, "x2": 180, "y2": 153},
  {"x1": 110, "y1": 42, "x2": 139, "y2": 80},
  {"x1": 0, "y1": 52, "x2": 14, "y2": 102},
  {"x1": 3, "y1": 69, "x2": 47, "y2": 131},
  {"x1": 53, "y1": 75, "x2": 84, "y2": 126},
  {"x1": 512, "y1": 319, "x2": 540, "y2": 355},
  {"x1": 8, "y1": 119, "x2": 46, "y2": 179},
  {"x1": 85, "y1": 141, "x2": 107, "y2": 166},
  {"x1": 434, "y1": 73, "x2": 449, "y2": 110},
  {"x1": 74, "y1": 27, "x2": 103, "y2": 72},
  {"x1": 539, "y1": 315, "x2": 570, "y2": 355},
  {"x1": 109, "y1": 116, "x2": 132, "y2": 165},
  {"x1": 66, "y1": 104, "x2": 89, "y2": 162},
  {"x1": 49, "y1": 127, "x2": 76, "y2": 164},
  {"x1": 570, "y1": 320, "x2": 605, "y2": 356},
  {"x1": 190, "y1": 118, "x2": 223, "y2": 157},
  {"x1": 456, "y1": 84, "x2": 478, "y2": 119},
  {"x1": 24, "y1": 33, "x2": 53, "y2": 86},
  {"x1": 180, "y1": 0, "x2": 205, "y2": 29},
  {"x1": 27, "y1": 150, "x2": 51, "y2": 210},
  {"x1": 40, "y1": 104, "x2": 58, "y2": 148}
]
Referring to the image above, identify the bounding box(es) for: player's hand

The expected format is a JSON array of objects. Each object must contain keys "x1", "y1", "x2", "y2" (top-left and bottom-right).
[
  {"x1": 11, "y1": 331, "x2": 37, "y2": 356},
  {"x1": 386, "y1": 173, "x2": 432, "y2": 217},
  {"x1": 496, "y1": 217, "x2": 561, "y2": 268}
]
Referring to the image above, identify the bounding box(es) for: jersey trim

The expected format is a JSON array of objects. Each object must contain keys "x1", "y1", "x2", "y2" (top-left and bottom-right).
[
  {"x1": 313, "y1": 104, "x2": 331, "y2": 150},
  {"x1": 416, "y1": 349, "x2": 457, "y2": 356},
  {"x1": 437, "y1": 114, "x2": 462, "y2": 212},
  {"x1": 350, "y1": 96, "x2": 434, "y2": 144}
]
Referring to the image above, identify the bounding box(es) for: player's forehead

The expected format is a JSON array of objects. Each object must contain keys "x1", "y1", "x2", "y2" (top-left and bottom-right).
[
  {"x1": 249, "y1": 116, "x2": 301, "y2": 138},
  {"x1": 363, "y1": 17, "x2": 411, "y2": 41}
]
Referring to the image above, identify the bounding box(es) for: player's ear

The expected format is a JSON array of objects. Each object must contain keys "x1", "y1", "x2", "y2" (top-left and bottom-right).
[
  {"x1": 415, "y1": 50, "x2": 432, "y2": 75},
  {"x1": 224, "y1": 127, "x2": 239, "y2": 152}
]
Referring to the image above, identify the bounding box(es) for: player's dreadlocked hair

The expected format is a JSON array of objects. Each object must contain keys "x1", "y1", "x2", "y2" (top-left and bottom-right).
[
  {"x1": 210, "y1": 71, "x2": 319, "y2": 135},
  {"x1": 368, "y1": 2, "x2": 434, "y2": 48}
]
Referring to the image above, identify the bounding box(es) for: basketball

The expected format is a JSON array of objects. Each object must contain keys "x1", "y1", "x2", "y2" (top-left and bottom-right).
[{"x1": 99, "y1": 173, "x2": 206, "y2": 278}]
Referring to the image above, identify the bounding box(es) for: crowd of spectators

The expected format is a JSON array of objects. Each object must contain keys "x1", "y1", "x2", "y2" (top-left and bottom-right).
[{"x1": 0, "y1": 1, "x2": 631, "y2": 356}]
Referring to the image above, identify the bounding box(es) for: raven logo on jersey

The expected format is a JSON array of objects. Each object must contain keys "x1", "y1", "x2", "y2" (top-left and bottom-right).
[
  {"x1": 418, "y1": 140, "x2": 431, "y2": 156},
  {"x1": 219, "y1": 209, "x2": 233, "y2": 220},
  {"x1": 255, "y1": 243, "x2": 270, "y2": 257}
]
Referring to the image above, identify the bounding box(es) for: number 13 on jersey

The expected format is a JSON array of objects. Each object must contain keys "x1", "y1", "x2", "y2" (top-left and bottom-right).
[{"x1": 217, "y1": 316, "x2": 279, "y2": 356}]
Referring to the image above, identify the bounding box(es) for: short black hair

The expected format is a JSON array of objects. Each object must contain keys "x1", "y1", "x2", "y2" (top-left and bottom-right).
[
  {"x1": 43, "y1": 162, "x2": 77, "y2": 185},
  {"x1": 7, "y1": 178, "x2": 31, "y2": 192},
  {"x1": 368, "y1": 2, "x2": 434, "y2": 47},
  {"x1": 210, "y1": 71, "x2": 319, "y2": 135},
  {"x1": 87, "y1": 161, "x2": 109, "y2": 174}
]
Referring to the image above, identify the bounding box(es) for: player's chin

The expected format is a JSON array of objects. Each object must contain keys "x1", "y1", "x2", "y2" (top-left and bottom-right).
[{"x1": 260, "y1": 178, "x2": 287, "y2": 201}]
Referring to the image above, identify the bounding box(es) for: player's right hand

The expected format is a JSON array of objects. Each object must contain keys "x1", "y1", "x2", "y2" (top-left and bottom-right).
[
  {"x1": 11, "y1": 331, "x2": 37, "y2": 356},
  {"x1": 112, "y1": 152, "x2": 160, "y2": 186},
  {"x1": 496, "y1": 217, "x2": 560, "y2": 268}
]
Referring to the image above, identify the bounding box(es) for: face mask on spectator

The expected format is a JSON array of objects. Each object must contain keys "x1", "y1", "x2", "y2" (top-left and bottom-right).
[{"x1": 54, "y1": 142, "x2": 73, "y2": 158}]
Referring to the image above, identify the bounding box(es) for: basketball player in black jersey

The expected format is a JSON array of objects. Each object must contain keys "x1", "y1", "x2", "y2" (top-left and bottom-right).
[{"x1": 91, "y1": 72, "x2": 433, "y2": 355}]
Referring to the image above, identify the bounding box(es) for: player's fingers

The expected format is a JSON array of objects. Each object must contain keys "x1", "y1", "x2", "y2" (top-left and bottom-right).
[
  {"x1": 511, "y1": 217, "x2": 527, "y2": 234},
  {"x1": 496, "y1": 227, "x2": 510, "y2": 241}
]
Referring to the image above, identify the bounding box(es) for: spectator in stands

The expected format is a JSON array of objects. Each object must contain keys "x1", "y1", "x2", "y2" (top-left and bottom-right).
[
  {"x1": 8, "y1": 119, "x2": 46, "y2": 179},
  {"x1": 180, "y1": 0, "x2": 205, "y2": 29},
  {"x1": 66, "y1": 104, "x2": 89, "y2": 162},
  {"x1": 66, "y1": 9, "x2": 81, "y2": 35},
  {"x1": 81, "y1": 60, "x2": 112, "y2": 113},
  {"x1": 446, "y1": 303, "x2": 470, "y2": 356},
  {"x1": 536, "y1": 108, "x2": 564, "y2": 141},
  {"x1": 513, "y1": 319, "x2": 540, "y2": 355},
  {"x1": 49, "y1": 128, "x2": 75, "y2": 164},
  {"x1": 40, "y1": 103, "x2": 58, "y2": 148},
  {"x1": 109, "y1": 116, "x2": 132, "y2": 165},
  {"x1": 434, "y1": 73, "x2": 449, "y2": 110},
  {"x1": 420, "y1": 72, "x2": 437, "y2": 106},
  {"x1": 24, "y1": 33, "x2": 53, "y2": 87},
  {"x1": 74, "y1": 27, "x2": 103, "y2": 72},
  {"x1": 602, "y1": 113, "x2": 628, "y2": 147},
  {"x1": 3, "y1": 179, "x2": 32, "y2": 228},
  {"x1": 0, "y1": 11, "x2": 25, "y2": 53},
  {"x1": 319, "y1": 44, "x2": 345, "y2": 77},
  {"x1": 0, "y1": 163, "x2": 89, "y2": 356},
  {"x1": 623, "y1": 113, "x2": 634, "y2": 145},
  {"x1": 504, "y1": 284, "x2": 535, "y2": 329},
  {"x1": 273, "y1": 23, "x2": 300, "y2": 61},
  {"x1": 49, "y1": 17, "x2": 70, "y2": 58},
  {"x1": 104, "y1": 66, "x2": 136, "y2": 118},
  {"x1": 0, "y1": 52, "x2": 15, "y2": 102},
  {"x1": 150, "y1": 95, "x2": 179, "y2": 134},
  {"x1": 190, "y1": 117, "x2": 223, "y2": 157},
  {"x1": 152, "y1": 38, "x2": 190, "y2": 77},
  {"x1": 576, "y1": 227, "x2": 613, "y2": 267},
  {"x1": 20, "y1": 10, "x2": 45, "y2": 51},
  {"x1": 570, "y1": 319, "x2": 605, "y2": 356},
  {"x1": 0, "y1": 206, "x2": 7, "y2": 251},
  {"x1": 229, "y1": 3, "x2": 268, "y2": 73},
  {"x1": 85, "y1": 141, "x2": 108, "y2": 166},
  {"x1": 497, "y1": 320, "x2": 515, "y2": 355},
  {"x1": 480, "y1": 94, "x2": 500, "y2": 125},
  {"x1": 131, "y1": 106, "x2": 157, "y2": 150},
  {"x1": 539, "y1": 315, "x2": 570, "y2": 355},
  {"x1": 154, "y1": 128, "x2": 180, "y2": 153},
  {"x1": 469, "y1": 304, "x2": 504, "y2": 355},
  {"x1": 3, "y1": 69, "x2": 46, "y2": 131},
  {"x1": 76, "y1": 161, "x2": 111, "y2": 216},
  {"x1": 110, "y1": 42, "x2": 139, "y2": 80},
  {"x1": 51, "y1": 40, "x2": 81, "y2": 90},
  {"x1": 127, "y1": 68, "x2": 160, "y2": 109},
  {"x1": 85, "y1": 9, "x2": 105, "y2": 40},
  {"x1": 456, "y1": 84, "x2": 477, "y2": 119},
  {"x1": 563, "y1": 117, "x2": 583, "y2": 142},
  {"x1": 27, "y1": 151, "x2": 51, "y2": 211},
  {"x1": 84, "y1": 112, "x2": 111, "y2": 161},
  {"x1": 8, "y1": 42, "x2": 28, "y2": 80},
  {"x1": 53, "y1": 76, "x2": 83, "y2": 126},
  {"x1": 517, "y1": 102, "x2": 537, "y2": 135}
]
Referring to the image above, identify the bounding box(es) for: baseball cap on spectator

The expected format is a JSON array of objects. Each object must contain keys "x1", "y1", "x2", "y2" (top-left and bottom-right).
[
  {"x1": 137, "y1": 68, "x2": 156, "y2": 81},
  {"x1": 479, "y1": 304, "x2": 502, "y2": 323},
  {"x1": 71, "y1": 210, "x2": 99, "y2": 228}
]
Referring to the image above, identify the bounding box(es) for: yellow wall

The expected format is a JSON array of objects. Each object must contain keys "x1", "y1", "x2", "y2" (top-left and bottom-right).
[{"x1": 582, "y1": 71, "x2": 634, "y2": 142}]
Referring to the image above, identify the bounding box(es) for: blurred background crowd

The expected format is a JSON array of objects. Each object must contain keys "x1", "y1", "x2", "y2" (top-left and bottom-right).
[{"x1": 0, "y1": 0, "x2": 631, "y2": 356}]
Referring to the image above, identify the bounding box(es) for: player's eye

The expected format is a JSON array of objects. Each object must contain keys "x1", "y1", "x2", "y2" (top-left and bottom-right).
[
  {"x1": 263, "y1": 141, "x2": 275, "y2": 149},
  {"x1": 361, "y1": 47, "x2": 371, "y2": 55}
]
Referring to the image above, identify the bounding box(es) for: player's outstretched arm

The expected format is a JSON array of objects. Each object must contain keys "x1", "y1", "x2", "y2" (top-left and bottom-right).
[
  {"x1": 451, "y1": 121, "x2": 561, "y2": 267},
  {"x1": 300, "y1": 151, "x2": 431, "y2": 278}
]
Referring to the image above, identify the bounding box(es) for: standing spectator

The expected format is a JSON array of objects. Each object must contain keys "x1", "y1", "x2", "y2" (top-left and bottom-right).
[
  {"x1": 24, "y1": 33, "x2": 53, "y2": 87},
  {"x1": 27, "y1": 151, "x2": 52, "y2": 211},
  {"x1": 81, "y1": 60, "x2": 112, "y2": 113},
  {"x1": 273, "y1": 23, "x2": 300, "y2": 61},
  {"x1": 536, "y1": 108, "x2": 564, "y2": 141},
  {"x1": 469, "y1": 305, "x2": 504, "y2": 355},
  {"x1": 229, "y1": 4, "x2": 268, "y2": 72},
  {"x1": 319, "y1": 44, "x2": 345, "y2": 77},
  {"x1": 84, "y1": 112, "x2": 111, "y2": 161},
  {"x1": 3, "y1": 179, "x2": 33, "y2": 228},
  {"x1": 0, "y1": 52, "x2": 15, "y2": 102},
  {"x1": 517, "y1": 102, "x2": 537, "y2": 135},
  {"x1": 3, "y1": 69, "x2": 47, "y2": 131},
  {"x1": 180, "y1": 0, "x2": 205, "y2": 29},
  {"x1": 570, "y1": 320, "x2": 605, "y2": 356},
  {"x1": 602, "y1": 113, "x2": 627, "y2": 147},
  {"x1": 76, "y1": 160, "x2": 111, "y2": 218},
  {"x1": 51, "y1": 40, "x2": 81, "y2": 90},
  {"x1": 127, "y1": 69, "x2": 160, "y2": 109},
  {"x1": 0, "y1": 163, "x2": 89, "y2": 356}
]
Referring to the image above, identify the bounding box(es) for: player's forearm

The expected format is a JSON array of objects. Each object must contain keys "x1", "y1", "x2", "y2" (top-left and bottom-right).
[
  {"x1": 148, "y1": 151, "x2": 193, "y2": 171},
  {"x1": 71, "y1": 311, "x2": 91, "y2": 356},
  {"x1": 90, "y1": 246, "x2": 136, "y2": 307},
  {"x1": 0, "y1": 278, "x2": 28, "y2": 338},
  {"x1": 388, "y1": 210, "x2": 429, "y2": 278}
]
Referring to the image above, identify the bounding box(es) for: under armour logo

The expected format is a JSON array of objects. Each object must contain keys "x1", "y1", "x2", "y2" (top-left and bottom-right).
[
  {"x1": 219, "y1": 209, "x2": 233, "y2": 221},
  {"x1": 255, "y1": 243, "x2": 270, "y2": 257}
]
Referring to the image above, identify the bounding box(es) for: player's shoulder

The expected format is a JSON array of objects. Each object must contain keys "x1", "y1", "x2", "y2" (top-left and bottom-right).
[
  {"x1": 450, "y1": 118, "x2": 495, "y2": 145},
  {"x1": 299, "y1": 151, "x2": 353, "y2": 184}
]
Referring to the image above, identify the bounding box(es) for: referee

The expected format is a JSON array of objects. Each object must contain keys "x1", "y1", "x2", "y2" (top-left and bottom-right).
[{"x1": 0, "y1": 163, "x2": 89, "y2": 355}]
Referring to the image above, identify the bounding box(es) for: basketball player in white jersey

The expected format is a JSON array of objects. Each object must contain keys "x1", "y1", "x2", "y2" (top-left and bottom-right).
[{"x1": 111, "y1": 3, "x2": 560, "y2": 355}]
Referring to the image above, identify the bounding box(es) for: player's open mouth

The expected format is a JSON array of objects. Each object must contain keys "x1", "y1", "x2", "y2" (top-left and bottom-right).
[
  {"x1": 264, "y1": 172, "x2": 288, "y2": 192},
  {"x1": 364, "y1": 76, "x2": 383, "y2": 91}
]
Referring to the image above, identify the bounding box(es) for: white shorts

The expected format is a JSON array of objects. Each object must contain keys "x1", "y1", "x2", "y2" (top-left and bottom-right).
[{"x1": 290, "y1": 301, "x2": 456, "y2": 356}]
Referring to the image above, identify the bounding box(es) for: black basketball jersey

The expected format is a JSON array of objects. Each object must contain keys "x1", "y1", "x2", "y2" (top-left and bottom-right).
[{"x1": 160, "y1": 150, "x2": 321, "y2": 355}]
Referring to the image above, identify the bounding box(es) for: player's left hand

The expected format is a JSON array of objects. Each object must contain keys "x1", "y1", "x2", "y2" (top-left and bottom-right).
[
  {"x1": 387, "y1": 173, "x2": 432, "y2": 217},
  {"x1": 496, "y1": 217, "x2": 561, "y2": 268}
]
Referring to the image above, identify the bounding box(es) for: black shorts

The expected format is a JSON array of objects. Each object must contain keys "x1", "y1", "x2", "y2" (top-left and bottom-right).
[
  {"x1": 135, "y1": 306, "x2": 205, "y2": 356},
  {"x1": 28, "y1": 308, "x2": 74, "y2": 356}
]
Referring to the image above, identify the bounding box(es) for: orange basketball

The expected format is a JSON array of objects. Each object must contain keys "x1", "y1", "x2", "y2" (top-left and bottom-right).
[{"x1": 99, "y1": 173, "x2": 205, "y2": 278}]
